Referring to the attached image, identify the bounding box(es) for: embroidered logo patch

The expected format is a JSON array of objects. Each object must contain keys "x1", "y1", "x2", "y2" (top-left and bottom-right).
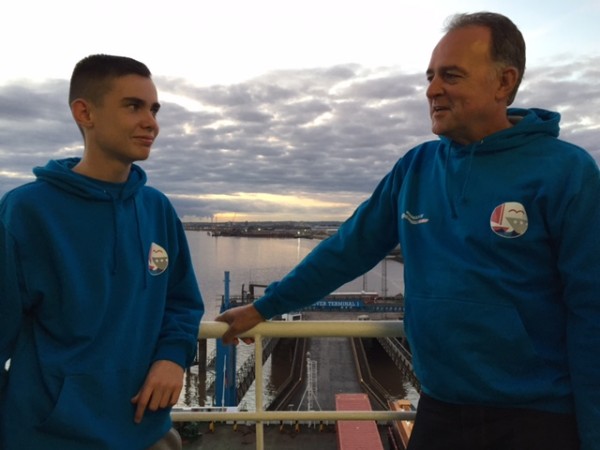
[
  {"x1": 401, "y1": 211, "x2": 429, "y2": 225},
  {"x1": 490, "y1": 202, "x2": 528, "y2": 238},
  {"x1": 148, "y1": 242, "x2": 169, "y2": 276}
]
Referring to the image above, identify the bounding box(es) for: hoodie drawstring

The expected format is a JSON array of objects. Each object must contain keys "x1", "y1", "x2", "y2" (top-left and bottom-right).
[
  {"x1": 134, "y1": 197, "x2": 148, "y2": 289},
  {"x1": 444, "y1": 148, "x2": 457, "y2": 219},
  {"x1": 444, "y1": 143, "x2": 477, "y2": 219},
  {"x1": 111, "y1": 199, "x2": 119, "y2": 275},
  {"x1": 109, "y1": 195, "x2": 147, "y2": 290},
  {"x1": 459, "y1": 145, "x2": 477, "y2": 203}
]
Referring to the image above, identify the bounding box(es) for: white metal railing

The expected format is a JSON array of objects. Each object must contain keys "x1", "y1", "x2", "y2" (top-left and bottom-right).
[{"x1": 171, "y1": 320, "x2": 417, "y2": 450}]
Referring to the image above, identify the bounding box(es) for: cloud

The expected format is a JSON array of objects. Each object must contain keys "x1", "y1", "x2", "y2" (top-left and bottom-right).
[
  {"x1": 145, "y1": 65, "x2": 433, "y2": 218},
  {"x1": 1, "y1": 59, "x2": 599, "y2": 221},
  {"x1": 0, "y1": 80, "x2": 81, "y2": 181}
]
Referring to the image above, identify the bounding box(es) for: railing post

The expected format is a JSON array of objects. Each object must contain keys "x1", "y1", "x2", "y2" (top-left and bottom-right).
[{"x1": 255, "y1": 334, "x2": 264, "y2": 450}]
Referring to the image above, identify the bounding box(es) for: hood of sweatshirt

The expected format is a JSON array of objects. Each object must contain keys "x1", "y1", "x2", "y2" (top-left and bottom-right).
[
  {"x1": 441, "y1": 107, "x2": 560, "y2": 153},
  {"x1": 440, "y1": 108, "x2": 561, "y2": 218},
  {"x1": 33, "y1": 157, "x2": 148, "y2": 278},
  {"x1": 32, "y1": 157, "x2": 147, "y2": 200}
]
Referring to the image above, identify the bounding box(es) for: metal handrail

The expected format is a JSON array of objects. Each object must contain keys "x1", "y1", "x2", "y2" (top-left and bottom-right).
[{"x1": 172, "y1": 320, "x2": 416, "y2": 450}]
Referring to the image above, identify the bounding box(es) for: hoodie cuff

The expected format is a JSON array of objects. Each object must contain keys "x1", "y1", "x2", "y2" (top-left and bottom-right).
[
  {"x1": 253, "y1": 296, "x2": 280, "y2": 320},
  {"x1": 153, "y1": 342, "x2": 191, "y2": 369}
]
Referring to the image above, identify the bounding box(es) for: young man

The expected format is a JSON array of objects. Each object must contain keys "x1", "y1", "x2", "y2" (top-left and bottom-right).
[
  {"x1": 0, "y1": 55, "x2": 204, "y2": 449},
  {"x1": 216, "y1": 12, "x2": 600, "y2": 450}
]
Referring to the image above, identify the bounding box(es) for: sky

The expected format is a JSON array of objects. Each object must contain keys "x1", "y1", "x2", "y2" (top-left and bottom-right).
[{"x1": 1, "y1": 0, "x2": 599, "y2": 222}]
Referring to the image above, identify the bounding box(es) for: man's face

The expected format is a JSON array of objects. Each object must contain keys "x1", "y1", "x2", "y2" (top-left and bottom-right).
[
  {"x1": 88, "y1": 74, "x2": 160, "y2": 165},
  {"x1": 426, "y1": 25, "x2": 505, "y2": 145}
]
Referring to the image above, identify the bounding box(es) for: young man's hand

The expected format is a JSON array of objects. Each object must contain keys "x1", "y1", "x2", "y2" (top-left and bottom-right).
[{"x1": 131, "y1": 360, "x2": 184, "y2": 423}]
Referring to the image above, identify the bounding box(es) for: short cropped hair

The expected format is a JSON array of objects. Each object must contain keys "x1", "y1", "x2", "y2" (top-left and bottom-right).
[
  {"x1": 68, "y1": 54, "x2": 152, "y2": 106},
  {"x1": 445, "y1": 12, "x2": 526, "y2": 105}
]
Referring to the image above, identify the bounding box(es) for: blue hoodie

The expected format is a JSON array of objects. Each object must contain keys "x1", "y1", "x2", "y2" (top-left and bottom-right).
[
  {"x1": 0, "y1": 158, "x2": 204, "y2": 449},
  {"x1": 253, "y1": 109, "x2": 600, "y2": 449}
]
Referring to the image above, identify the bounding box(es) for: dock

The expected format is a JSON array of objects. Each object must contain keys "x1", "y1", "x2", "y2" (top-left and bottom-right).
[{"x1": 178, "y1": 311, "x2": 418, "y2": 449}]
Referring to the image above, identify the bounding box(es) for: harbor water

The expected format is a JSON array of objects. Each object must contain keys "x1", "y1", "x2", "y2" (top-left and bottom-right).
[{"x1": 180, "y1": 230, "x2": 407, "y2": 409}]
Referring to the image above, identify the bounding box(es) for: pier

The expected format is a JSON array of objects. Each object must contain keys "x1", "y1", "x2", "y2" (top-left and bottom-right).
[
  {"x1": 203, "y1": 285, "x2": 409, "y2": 408},
  {"x1": 183, "y1": 221, "x2": 337, "y2": 240},
  {"x1": 175, "y1": 268, "x2": 415, "y2": 449},
  {"x1": 179, "y1": 311, "x2": 418, "y2": 449}
]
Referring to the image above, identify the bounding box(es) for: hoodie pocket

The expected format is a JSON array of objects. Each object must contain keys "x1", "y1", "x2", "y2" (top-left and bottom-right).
[
  {"x1": 38, "y1": 367, "x2": 169, "y2": 447},
  {"x1": 407, "y1": 296, "x2": 553, "y2": 404}
]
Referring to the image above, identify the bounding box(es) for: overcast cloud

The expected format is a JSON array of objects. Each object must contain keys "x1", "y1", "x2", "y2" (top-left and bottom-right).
[{"x1": 1, "y1": 58, "x2": 598, "y2": 221}]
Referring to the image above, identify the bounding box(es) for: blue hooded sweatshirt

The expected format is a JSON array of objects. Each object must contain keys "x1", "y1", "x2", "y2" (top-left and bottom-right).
[
  {"x1": 252, "y1": 108, "x2": 600, "y2": 449},
  {"x1": 0, "y1": 158, "x2": 204, "y2": 449}
]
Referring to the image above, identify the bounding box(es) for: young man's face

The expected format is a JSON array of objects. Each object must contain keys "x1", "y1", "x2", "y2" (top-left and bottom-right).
[
  {"x1": 425, "y1": 25, "x2": 506, "y2": 145},
  {"x1": 88, "y1": 74, "x2": 160, "y2": 165}
]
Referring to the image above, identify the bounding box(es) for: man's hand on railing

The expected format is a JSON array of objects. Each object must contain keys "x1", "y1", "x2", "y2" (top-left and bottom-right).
[{"x1": 215, "y1": 304, "x2": 265, "y2": 345}]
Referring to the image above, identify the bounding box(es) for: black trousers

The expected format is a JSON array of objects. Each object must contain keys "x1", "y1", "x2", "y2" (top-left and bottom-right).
[{"x1": 407, "y1": 393, "x2": 580, "y2": 450}]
